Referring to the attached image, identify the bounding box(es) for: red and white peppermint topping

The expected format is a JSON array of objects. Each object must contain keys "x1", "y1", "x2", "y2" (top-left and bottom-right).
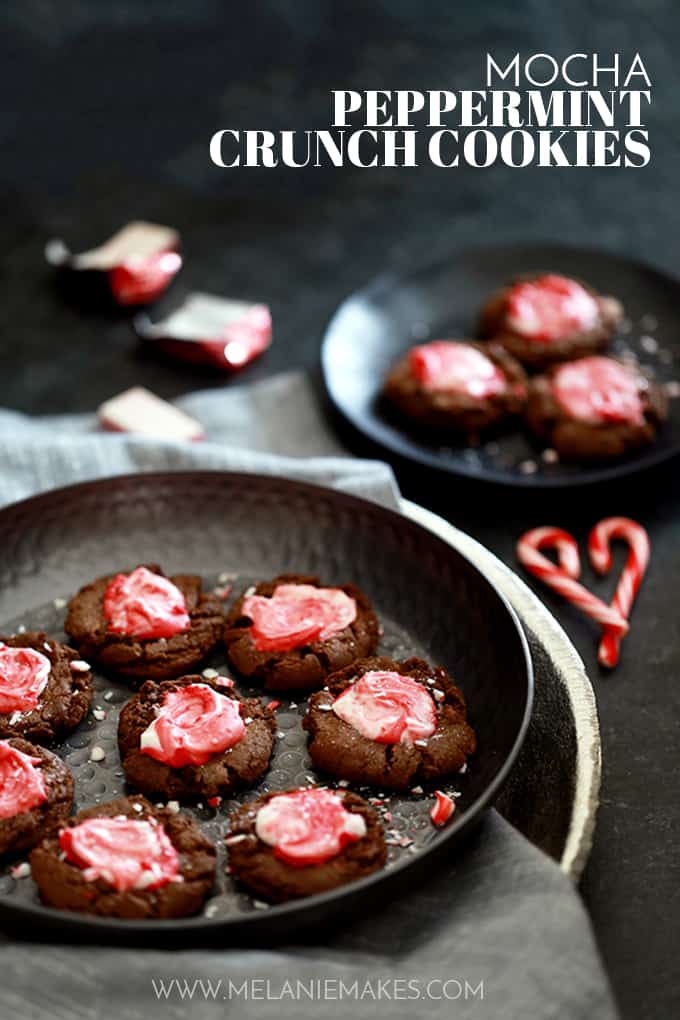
[
  {"x1": 103, "y1": 567, "x2": 190, "y2": 640},
  {"x1": 0, "y1": 741, "x2": 47, "y2": 819},
  {"x1": 254, "y1": 788, "x2": 366, "y2": 867},
  {"x1": 430, "y1": 790, "x2": 456, "y2": 827},
  {"x1": 553, "y1": 357, "x2": 644, "y2": 426},
  {"x1": 409, "y1": 341, "x2": 506, "y2": 398},
  {"x1": 332, "y1": 670, "x2": 437, "y2": 745},
  {"x1": 0, "y1": 644, "x2": 51, "y2": 714},
  {"x1": 506, "y1": 275, "x2": 600, "y2": 342},
  {"x1": 140, "y1": 683, "x2": 245, "y2": 767},
  {"x1": 60, "y1": 816, "x2": 180, "y2": 892},
  {"x1": 108, "y1": 250, "x2": 182, "y2": 306},
  {"x1": 242, "y1": 584, "x2": 356, "y2": 653}
]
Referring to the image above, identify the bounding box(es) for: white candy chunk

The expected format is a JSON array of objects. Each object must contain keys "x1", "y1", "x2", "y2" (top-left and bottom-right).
[
  {"x1": 98, "y1": 387, "x2": 204, "y2": 442},
  {"x1": 73, "y1": 221, "x2": 179, "y2": 270}
]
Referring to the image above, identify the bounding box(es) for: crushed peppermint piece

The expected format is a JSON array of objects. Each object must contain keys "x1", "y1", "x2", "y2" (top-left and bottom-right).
[
  {"x1": 132, "y1": 802, "x2": 144, "y2": 813},
  {"x1": 103, "y1": 691, "x2": 115, "y2": 701},
  {"x1": 92, "y1": 708, "x2": 107, "y2": 721},
  {"x1": 267, "y1": 700, "x2": 281, "y2": 712},
  {"x1": 9, "y1": 711, "x2": 22, "y2": 725},
  {"x1": 252, "y1": 900, "x2": 269, "y2": 910},
  {"x1": 70, "y1": 660, "x2": 91, "y2": 673},
  {"x1": 201, "y1": 668, "x2": 219, "y2": 679},
  {"x1": 519, "y1": 459, "x2": 538, "y2": 475},
  {"x1": 11, "y1": 862, "x2": 31, "y2": 879},
  {"x1": 317, "y1": 703, "x2": 332, "y2": 711},
  {"x1": 458, "y1": 762, "x2": 468, "y2": 774},
  {"x1": 277, "y1": 731, "x2": 285, "y2": 739},
  {"x1": 288, "y1": 702, "x2": 297, "y2": 710},
  {"x1": 43, "y1": 642, "x2": 52, "y2": 652},
  {"x1": 414, "y1": 739, "x2": 428, "y2": 747},
  {"x1": 411, "y1": 785, "x2": 424, "y2": 795},
  {"x1": 432, "y1": 689, "x2": 445, "y2": 702},
  {"x1": 207, "y1": 796, "x2": 222, "y2": 808},
  {"x1": 337, "y1": 779, "x2": 350, "y2": 788},
  {"x1": 430, "y1": 790, "x2": 456, "y2": 826},
  {"x1": 640, "y1": 334, "x2": 659, "y2": 354},
  {"x1": 16, "y1": 625, "x2": 26, "y2": 634},
  {"x1": 166, "y1": 800, "x2": 180, "y2": 814},
  {"x1": 218, "y1": 572, "x2": 237, "y2": 584},
  {"x1": 53, "y1": 597, "x2": 67, "y2": 610},
  {"x1": 213, "y1": 585, "x2": 233, "y2": 600},
  {"x1": 215, "y1": 676, "x2": 234, "y2": 688},
  {"x1": 89, "y1": 746, "x2": 106, "y2": 762},
  {"x1": 205, "y1": 902, "x2": 219, "y2": 918},
  {"x1": 541, "y1": 448, "x2": 559, "y2": 464},
  {"x1": 224, "y1": 833, "x2": 249, "y2": 845},
  {"x1": 244, "y1": 716, "x2": 253, "y2": 724},
  {"x1": 244, "y1": 586, "x2": 256, "y2": 597}
]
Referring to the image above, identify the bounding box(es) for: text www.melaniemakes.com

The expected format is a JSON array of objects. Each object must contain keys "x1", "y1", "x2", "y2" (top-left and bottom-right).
[{"x1": 150, "y1": 977, "x2": 485, "y2": 1002}]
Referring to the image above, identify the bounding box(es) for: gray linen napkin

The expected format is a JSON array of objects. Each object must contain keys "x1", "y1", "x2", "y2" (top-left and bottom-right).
[{"x1": 0, "y1": 373, "x2": 617, "y2": 1020}]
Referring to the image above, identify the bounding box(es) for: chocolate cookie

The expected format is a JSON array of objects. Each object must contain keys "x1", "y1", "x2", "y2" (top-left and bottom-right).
[
  {"x1": 479, "y1": 273, "x2": 623, "y2": 369},
  {"x1": 303, "y1": 656, "x2": 476, "y2": 790},
  {"x1": 30, "y1": 796, "x2": 216, "y2": 918},
  {"x1": 0, "y1": 739, "x2": 74, "y2": 857},
  {"x1": 223, "y1": 574, "x2": 380, "y2": 692},
  {"x1": 383, "y1": 340, "x2": 526, "y2": 435},
  {"x1": 225, "y1": 787, "x2": 387, "y2": 902},
  {"x1": 65, "y1": 564, "x2": 224, "y2": 681},
  {"x1": 0, "y1": 633, "x2": 93, "y2": 744},
  {"x1": 118, "y1": 675, "x2": 277, "y2": 800},
  {"x1": 526, "y1": 356, "x2": 668, "y2": 461}
]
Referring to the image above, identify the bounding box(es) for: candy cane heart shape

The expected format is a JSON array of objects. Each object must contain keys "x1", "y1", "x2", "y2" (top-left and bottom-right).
[
  {"x1": 517, "y1": 526, "x2": 629, "y2": 635},
  {"x1": 588, "y1": 517, "x2": 650, "y2": 669}
]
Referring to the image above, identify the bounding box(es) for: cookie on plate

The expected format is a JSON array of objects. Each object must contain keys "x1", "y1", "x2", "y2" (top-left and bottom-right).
[
  {"x1": 383, "y1": 339, "x2": 526, "y2": 435},
  {"x1": 225, "y1": 786, "x2": 386, "y2": 902},
  {"x1": 223, "y1": 574, "x2": 379, "y2": 692},
  {"x1": 118, "y1": 675, "x2": 277, "y2": 801},
  {"x1": 30, "y1": 795, "x2": 216, "y2": 918},
  {"x1": 526, "y1": 355, "x2": 668, "y2": 461},
  {"x1": 479, "y1": 273, "x2": 623, "y2": 369},
  {"x1": 0, "y1": 633, "x2": 93, "y2": 744},
  {"x1": 303, "y1": 656, "x2": 476, "y2": 790},
  {"x1": 65, "y1": 564, "x2": 224, "y2": 681},
  {"x1": 0, "y1": 738, "x2": 74, "y2": 856}
]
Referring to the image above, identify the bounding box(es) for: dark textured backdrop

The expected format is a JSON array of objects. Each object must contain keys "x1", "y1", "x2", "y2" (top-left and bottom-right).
[{"x1": 2, "y1": 3, "x2": 679, "y2": 1019}]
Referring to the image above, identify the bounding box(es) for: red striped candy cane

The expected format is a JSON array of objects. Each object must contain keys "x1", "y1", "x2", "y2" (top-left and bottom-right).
[
  {"x1": 517, "y1": 527, "x2": 629, "y2": 635},
  {"x1": 588, "y1": 517, "x2": 650, "y2": 668}
]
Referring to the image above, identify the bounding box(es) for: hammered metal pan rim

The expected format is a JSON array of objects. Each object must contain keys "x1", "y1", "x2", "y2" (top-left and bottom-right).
[{"x1": 0, "y1": 470, "x2": 533, "y2": 937}]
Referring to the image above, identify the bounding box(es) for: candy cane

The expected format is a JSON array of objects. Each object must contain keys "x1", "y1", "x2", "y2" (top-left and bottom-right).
[
  {"x1": 588, "y1": 517, "x2": 650, "y2": 668},
  {"x1": 517, "y1": 527, "x2": 629, "y2": 635}
]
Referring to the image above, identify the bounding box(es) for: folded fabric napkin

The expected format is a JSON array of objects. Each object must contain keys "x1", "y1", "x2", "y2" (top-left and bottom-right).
[{"x1": 0, "y1": 373, "x2": 616, "y2": 1020}]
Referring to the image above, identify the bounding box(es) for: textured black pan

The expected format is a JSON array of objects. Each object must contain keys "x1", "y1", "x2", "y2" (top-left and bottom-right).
[
  {"x1": 322, "y1": 243, "x2": 680, "y2": 487},
  {"x1": 0, "y1": 472, "x2": 532, "y2": 943}
]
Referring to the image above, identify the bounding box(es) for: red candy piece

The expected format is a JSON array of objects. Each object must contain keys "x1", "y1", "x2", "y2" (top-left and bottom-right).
[
  {"x1": 332, "y1": 670, "x2": 437, "y2": 745},
  {"x1": 60, "y1": 816, "x2": 179, "y2": 892},
  {"x1": 0, "y1": 643, "x2": 51, "y2": 714},
  {"x1": 553, "y1": 357, "x2": 644, "y2": 426},
  {"x1": 108, "y1": 250, "x2": 182, "y2": 306},
  {"x1": 409, "y1": 341, "x2": 506, "y2": 397},
  {"x1": 201, "y1": 304, "x2": 272, "y2": 370},
  {"x1": 103, "y1": 567, "x2": 190, "y2": 640},
  {"x1": 0, "y1": 741, "x2": 47, "y2": 819},
  {"x1": 506, "y1": 274, "x2": 599, "y2": 342},
  {"x1": 140, "y1": 683, "x2": 245, "y2": 767},
  {"x1": 430, "y1": 790, "x2": 455, "y2": 827},
  {"x1": 242, "y1": 584, "x2": 356, "y2": 653},
  {"x1": 254, "y1": 788, "x2": 366, "y2": 867}
]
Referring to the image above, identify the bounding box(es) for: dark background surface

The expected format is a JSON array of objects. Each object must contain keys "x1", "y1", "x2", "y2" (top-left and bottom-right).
[{"x1": 2, "y1": 2, "x2": 679, "y2": 1018}]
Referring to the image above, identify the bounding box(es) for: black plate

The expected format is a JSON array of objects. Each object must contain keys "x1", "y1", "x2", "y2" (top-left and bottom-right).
[
  {"x1": 321, "y1": 243, "x2": 680, "y2": 487},
  {"x1": 0, "y1": 472, "x2": 532, "y2": 943}
]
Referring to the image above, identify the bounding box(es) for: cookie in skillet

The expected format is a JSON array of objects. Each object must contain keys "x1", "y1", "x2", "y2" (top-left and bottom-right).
[
  {"x1": 223, "y1": 574, "x2": 379, "y2": 692},
  {"x1": 526, "y1": 355, "x2": 668, "y2": 460},
  {"x1": 65, "y1": 564, "x2": 224, "y2": 681},
  {"x1": 0, "y1": 738, "x2": 74, "y2": 857},
  {"x1": 30, "y1": 795, "x2": 216, "y2": 918},
  {"x1": 118, "y1": 674, "x2": 277, "y2": 801},
  {"x1": 225, "y1": 786, "x2": 386, "y2": 903},
  {"x1": 303, "y1": 656, "x2": 476, "y2": 790},
  {"x1": 383, "y1": 339, "x2": 527, "y2": 435},
  {"x1": 0, "y1": 633, "x2": 93, "y2": 744},
  {"x1": 479, "y1": 273, "x2": 623, "y2": 369}
]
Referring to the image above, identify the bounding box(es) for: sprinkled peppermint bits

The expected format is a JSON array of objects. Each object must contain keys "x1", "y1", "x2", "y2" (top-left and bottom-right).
[
  {"x1": 70, "y1": 660, "x2": 91, "y2": 673},
  {"x1": 166, "y1": 800, "x2": 180, "y2": 814},
  {"x1": 53, "y1": 597, "x2": 67, "y2": 610},
  {"x1": 11, "y1": 862, "x2": 31, "y2": 880},
  {"x1": 92, "y1": 708, "x2": 107, "y2": 721},
  {"x1": 89, "y1": 746, "x2": 106, "y2": 762},
  {"x1": 202, "y1": 667, "x2": 219, "y2": 679}
]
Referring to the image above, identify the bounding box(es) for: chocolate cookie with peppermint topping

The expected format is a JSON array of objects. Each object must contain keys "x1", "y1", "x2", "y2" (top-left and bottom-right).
[
  {"x1": 0, "y1": 738, "x2": 74, "y2": 857},
  {"x1": 117, "y1": 674, "x2": 277, "y2": 801},
  {"x1": 226, "y1": 786, "x2": 387, "y2": 902},
  {"x1": 223, "y1": 574, "x2": 380, "y2": 692},
  {"x1": 65, "y1": 564, "x2": 224, "y2": 681},
  {"x1": 303, "y1": 656, "x2": 476, "y2": 790},
  {"x1": 526, "y1": 355, "x2": 668, "y2": 460},
  {"x1": 30, "y1": 796, "x2": 216, "y2": 918},
  {"x1": 384, "y1": 339, "x2": 527, "y2": 435},
  {"x1": 0, "y1": 632, "x2": 93, "y2": 744},
  {"x1": 479, "y1": 273, "x2": 623, "y2": 369}
]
